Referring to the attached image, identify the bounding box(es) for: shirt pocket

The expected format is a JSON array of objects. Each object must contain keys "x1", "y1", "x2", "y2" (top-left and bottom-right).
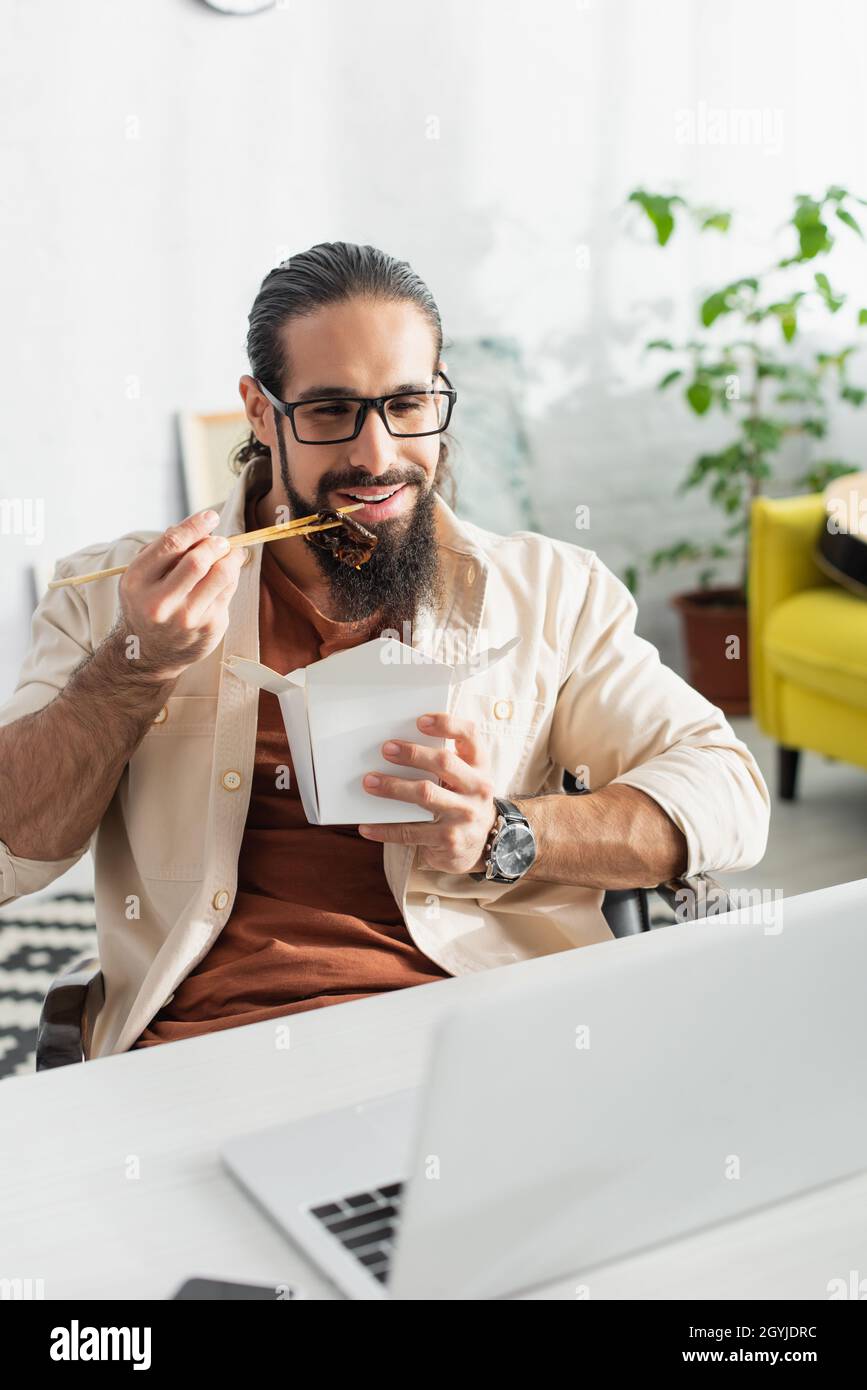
[
  {"x1": 124, "y1": 694, "x2": 219, "y2": 881},
  {"x1": 453, "y1": 690, "x2": 549, "y2": 795}
]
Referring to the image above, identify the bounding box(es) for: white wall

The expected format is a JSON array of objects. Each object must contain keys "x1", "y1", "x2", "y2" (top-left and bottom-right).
[{"x1": 2, "y1": 0, "x2": 866, "y2": 702}]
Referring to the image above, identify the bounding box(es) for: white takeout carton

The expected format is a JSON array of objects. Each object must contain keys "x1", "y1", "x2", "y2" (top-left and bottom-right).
[{"x1": 223, "y1": 633, "x2": 520, "y2": 826}]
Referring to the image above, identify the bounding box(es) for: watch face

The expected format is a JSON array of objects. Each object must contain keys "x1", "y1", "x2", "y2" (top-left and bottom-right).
[{"x1": 492, "y1": 823, "x2": 535, "y2": 878}]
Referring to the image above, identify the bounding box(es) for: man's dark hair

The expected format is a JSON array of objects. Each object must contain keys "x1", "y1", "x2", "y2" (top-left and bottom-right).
[{"x1": 232, "y1": 241, "x2": 456, "y2": 507}]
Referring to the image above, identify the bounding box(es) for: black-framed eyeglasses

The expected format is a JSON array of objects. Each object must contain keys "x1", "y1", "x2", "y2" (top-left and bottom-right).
[{"x1": 256, "y1": 370, "x2": 457, "y2": 445}]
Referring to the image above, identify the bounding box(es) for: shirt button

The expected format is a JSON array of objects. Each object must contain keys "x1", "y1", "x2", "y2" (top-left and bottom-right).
[
  {"x1": 212, "y1": 889, "x2": 230, "y2": 911},
  {"x1": 153, "y1": 705, "x2": 168, "y2": 724},
  {"x1": 221, "y1": 770, "x2": 242, "y2": 791},
  {"x1": 465, "y1": 564, "x2": 476, "y2": 585},
  {"x1": 493, "y1": 699, "x2": 512, "y2": 720}
]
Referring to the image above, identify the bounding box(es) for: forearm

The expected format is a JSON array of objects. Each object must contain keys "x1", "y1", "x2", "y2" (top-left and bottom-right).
[
  {"x1": 0, "y1": 626, "x2": 178, "y2": 860},
  {"x1": 509, "y1": 784, "x2": 689, "y2": 889}
]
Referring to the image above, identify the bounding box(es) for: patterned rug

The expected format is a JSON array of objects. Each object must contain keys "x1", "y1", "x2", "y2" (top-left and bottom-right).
[{"x1": 0, "y1": 892, "x2": 97, "y2": 1080}]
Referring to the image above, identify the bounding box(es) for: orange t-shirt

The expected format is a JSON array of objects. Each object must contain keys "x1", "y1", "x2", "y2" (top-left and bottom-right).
[{"x1": 132, "y1": 485, "x2": 451, "y2": 1049}]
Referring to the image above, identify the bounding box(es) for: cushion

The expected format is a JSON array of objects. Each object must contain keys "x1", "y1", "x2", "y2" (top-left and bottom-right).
[{"x1": 764, "y1": 587, "x2": 867, "y2": 710}]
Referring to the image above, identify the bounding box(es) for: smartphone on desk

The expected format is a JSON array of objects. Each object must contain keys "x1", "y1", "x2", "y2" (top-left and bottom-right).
[{"x1": 172, "y1": 1277, "x2": 305, "y2": 1300}]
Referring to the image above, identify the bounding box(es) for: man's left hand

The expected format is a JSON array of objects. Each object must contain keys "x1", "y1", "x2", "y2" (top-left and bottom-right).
[{"x1": 358, "y1": 713, "x2": 496, "y2": 874}]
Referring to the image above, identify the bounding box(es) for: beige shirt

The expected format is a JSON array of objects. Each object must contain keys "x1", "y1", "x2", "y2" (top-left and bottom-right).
[{"x1": 0, "y1": 456, "x2": 770, "y2": 1058}]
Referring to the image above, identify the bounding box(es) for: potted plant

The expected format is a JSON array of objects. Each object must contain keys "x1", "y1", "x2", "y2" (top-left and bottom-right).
[{"x1": 624, "y1": 186, "x2": 867, "y2": 713}]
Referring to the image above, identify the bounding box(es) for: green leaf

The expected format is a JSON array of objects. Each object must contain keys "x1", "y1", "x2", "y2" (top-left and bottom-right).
[
  {"x1": 622, "y1": 564, "x2": 639, "y2": 596},
  {"x1": 817, "y1": 346, "x2": 857, "y2": 374},
  {"x1": 800, "y1": 224, "x2": 832, "y2": 258},
  {"x1": 776, "y1": 389, "x2": 816, "y2": 404},
  {"x1": 756, "y1": 360, "x2": 792, "y2": 380},
  {"x1": 836, "y1": 207, "x2": 863, "y2": 238},
  {"x1": 814, "y1": 271, "x2": 845, "y2": 312},
  {"x1": 646, "y1": 338, "x2": 675, "y2": 351},
  {"x1": 658, "y1": 369, "x2": 684, "y2": 390},
  {"x1": 649, "y1": 541, "x2": 704, "y2": 572},
  {"x1": 743, "y1": 418, "x2": 784, "y2": 451},
  {"x1": 780, "y1": 310, "x2": 797, "y2": 342},
  {"x1": 840, "y1": 383, "x2": 867, "y2": 406},
  {"x1": 700, "y1": 212, "x2": 732, "y2": 233},
  {"x1": 699, "y1": 277, "x2": 758, "y2": 328},
  {"x1": 798, "y1": 460, "x2": 860, "y2": 492},
  {"x1": 628, "y1": 190, "x2": 685, "y2": 246},
  {"x1": 686, "y1": 381, "x2": 713, "y2": 414},
  {"x1": 792, "y1": 196, "x2": 833, "y2": 259},
  {"x1": 800, "y1": 417, "x2": 828, "y2": 438},
  {"x1": 859, "y1": 308, "x2": 867, "y2": 326},
  {"x1": 823, "y1": 186, "x2": 867, "y2": 206},
  {"x1": 699, "y1": 361, "x2": 738, "y2": 378},
  {"x1": 769, "y1": 291, "x2": 807, "y2": 309},
  {"x1": 700, "y1": 292, "x2": 729, "y2": 327},
  {"x1": 681, "y1": 448, "x2": 741, "y2": 490}
]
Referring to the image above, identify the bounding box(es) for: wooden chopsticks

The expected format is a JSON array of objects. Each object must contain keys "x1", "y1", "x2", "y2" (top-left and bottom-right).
[{"x1": 46, "y1": 503, "x2": 364, "y2": 590}]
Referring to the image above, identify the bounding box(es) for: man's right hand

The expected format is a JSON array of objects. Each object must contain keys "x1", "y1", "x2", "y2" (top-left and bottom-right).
[{"x1": 117, "y1": 509, "x2": 248, "y2": 683}]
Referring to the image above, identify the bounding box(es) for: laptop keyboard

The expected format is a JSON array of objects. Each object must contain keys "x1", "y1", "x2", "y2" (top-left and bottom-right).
[{"x1": 309, "y1": 1180, "x2": 405, "y2": 1286}]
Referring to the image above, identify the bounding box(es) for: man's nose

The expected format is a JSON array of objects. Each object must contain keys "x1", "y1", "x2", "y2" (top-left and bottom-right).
[{"x1": 346, "y1": 407, "x2": 398, "y2": 475}]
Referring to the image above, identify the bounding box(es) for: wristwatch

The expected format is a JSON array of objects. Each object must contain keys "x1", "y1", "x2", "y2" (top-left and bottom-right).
[{"x1": 469, "y1": 797, "x2": 537, "y2": 884}]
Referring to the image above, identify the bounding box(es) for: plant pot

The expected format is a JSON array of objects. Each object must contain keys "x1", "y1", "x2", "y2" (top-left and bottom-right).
[{"x1": 670, "y1": 587, "x2": 750, "y2": 715}]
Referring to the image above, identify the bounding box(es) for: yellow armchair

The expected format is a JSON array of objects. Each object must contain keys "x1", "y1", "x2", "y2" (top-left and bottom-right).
[{"x1": 749, "y1": 493, "x2": 867, "y2": 799}]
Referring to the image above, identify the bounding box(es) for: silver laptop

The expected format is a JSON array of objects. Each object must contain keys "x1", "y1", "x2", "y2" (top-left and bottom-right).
[{"x1": 221, "y1": 880, "x2": 867, "y2": 1299}]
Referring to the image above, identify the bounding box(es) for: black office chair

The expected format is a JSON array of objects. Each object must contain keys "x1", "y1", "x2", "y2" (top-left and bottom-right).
[{"x1": 36, "y1": 772, "x2": 733, "y2": 1071}]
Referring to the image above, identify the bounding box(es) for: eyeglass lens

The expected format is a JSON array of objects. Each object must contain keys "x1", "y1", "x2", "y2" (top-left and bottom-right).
[{"x1": 293, "y1": 391, "x2": 450, "y2": 443}]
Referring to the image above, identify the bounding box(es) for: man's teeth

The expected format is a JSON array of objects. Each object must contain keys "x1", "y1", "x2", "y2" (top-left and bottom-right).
[{"x1": 344, "y1": 487, "x2": 401, "y2": 502}]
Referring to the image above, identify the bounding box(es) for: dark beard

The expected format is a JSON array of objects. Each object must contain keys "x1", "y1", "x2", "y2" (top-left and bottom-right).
[{"x1": 274, "y1": 423, "x2": 446, "y2": 637}]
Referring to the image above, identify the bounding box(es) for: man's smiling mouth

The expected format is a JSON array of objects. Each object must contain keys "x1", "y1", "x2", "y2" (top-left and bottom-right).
[
  {"x1": 332, "y1": 482, "x2": 412, "y2": 517},
  {"x1": 337, "y1": 484, "x2": 405, "y2": 503}
]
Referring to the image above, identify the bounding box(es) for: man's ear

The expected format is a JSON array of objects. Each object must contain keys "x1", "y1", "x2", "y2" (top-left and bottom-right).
[
  {"x1": 239, "y1": 374, "x2": 273, "y2": 447},
  {"x1": 437, "y1": 357, "x2": 448, "y2": 376}
]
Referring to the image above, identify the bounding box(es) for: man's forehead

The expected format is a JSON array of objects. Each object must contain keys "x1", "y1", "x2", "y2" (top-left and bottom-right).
[
  {"x1": 280, "y1": 346, "x2": 438, "y2": 398},
  {"x1": 278, "y1": 301, "x2": 437, "y2": 390}
]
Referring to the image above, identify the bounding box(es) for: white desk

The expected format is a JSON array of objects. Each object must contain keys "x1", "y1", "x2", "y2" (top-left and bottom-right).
[{"x1": 3, "y1": 889, "x2": 867, "y2": 1301}]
